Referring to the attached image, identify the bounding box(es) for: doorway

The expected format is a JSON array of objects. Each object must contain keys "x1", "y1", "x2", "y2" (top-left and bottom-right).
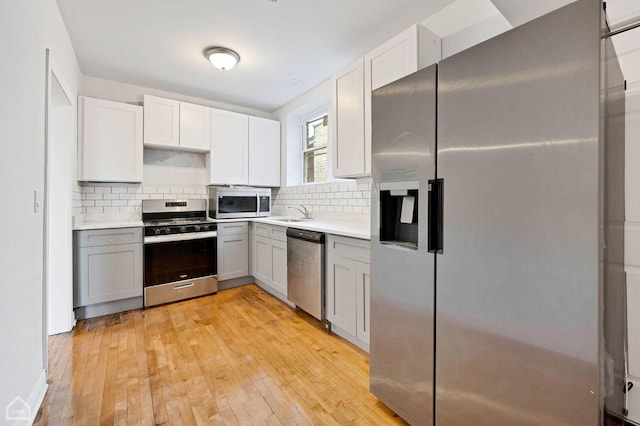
[{"x1": 44, "y1": 49, "x2": 75, "y2": 344}]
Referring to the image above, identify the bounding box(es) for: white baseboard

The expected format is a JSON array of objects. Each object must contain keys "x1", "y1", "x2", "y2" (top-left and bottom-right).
[
  {"x1": 6, "y1": 369, "x2": 47, "y2": 425},
  {"x1": 27, "y1": 369, "x2": 47, "y2": 425}
]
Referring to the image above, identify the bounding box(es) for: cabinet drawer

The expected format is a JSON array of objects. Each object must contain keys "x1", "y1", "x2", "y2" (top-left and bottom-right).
[
  {"x1": 328, "y1": 235, "x2": 370, "y2": 264},
  {"x1": 253, "y1": 223, "x2": 270, "y2": 237},
  {"x1": 76, "y1": 227, "x2": 142, "y2": 248},
  {"x1": 269, "y1": 225, "x2": 287, "y2": 242},
  {"x1": 218, "y1": 221, "x2": 248, "y2": 236},
  {"x1": 144, "y1": 276, "x2": 217, "y2": 307}
]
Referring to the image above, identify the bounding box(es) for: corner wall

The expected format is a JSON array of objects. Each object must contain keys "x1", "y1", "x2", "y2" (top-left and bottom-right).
[{"x1": 0, "y1": 0, "x2": 80, "y2": 423}]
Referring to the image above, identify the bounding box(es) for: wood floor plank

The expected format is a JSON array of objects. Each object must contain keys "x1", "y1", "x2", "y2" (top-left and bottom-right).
[{"x1": 35, "y1": 284, "x2": 408, "y2": 425}]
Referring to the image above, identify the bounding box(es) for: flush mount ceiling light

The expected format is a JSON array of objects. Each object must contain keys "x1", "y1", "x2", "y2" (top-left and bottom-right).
[{"x1": 204, "y1": 47, "x2": 240, "y2": 71}]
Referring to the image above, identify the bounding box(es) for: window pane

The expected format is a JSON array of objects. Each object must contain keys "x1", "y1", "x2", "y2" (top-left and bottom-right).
[
  {"x1": 304, "y1": 147, "x2": 327, "y2": 183},
  {"x1": 306, "y1": 115, "x2": 328, "y2": 150}
]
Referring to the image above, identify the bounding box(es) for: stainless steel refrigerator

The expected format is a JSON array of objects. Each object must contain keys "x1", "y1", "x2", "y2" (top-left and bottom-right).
[{"x1": 370, "y1": 1, "x2": 627, "y2": 425}]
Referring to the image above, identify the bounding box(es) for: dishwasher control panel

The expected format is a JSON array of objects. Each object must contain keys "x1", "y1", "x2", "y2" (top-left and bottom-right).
[{"x1": 286, "y1": 228, "x2": 325, "y2": 243}]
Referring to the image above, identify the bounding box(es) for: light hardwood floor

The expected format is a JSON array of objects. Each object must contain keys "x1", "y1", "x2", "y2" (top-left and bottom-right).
[{"x1": 35, "y1": 284, "x2": 406, "y2": 425}]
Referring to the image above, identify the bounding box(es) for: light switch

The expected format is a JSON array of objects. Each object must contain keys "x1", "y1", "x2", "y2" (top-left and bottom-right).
[{"x1": 34, "y1": 189, "x2": 41, "y2": 213}]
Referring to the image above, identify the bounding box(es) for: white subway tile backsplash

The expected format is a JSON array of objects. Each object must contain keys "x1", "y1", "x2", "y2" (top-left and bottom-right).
[
  {"x1": 271, "y1": 178, "x2": 372, "y2": 217},
  {"x1": 79, "y1": 179, "x2": 372, "y2": 217}
]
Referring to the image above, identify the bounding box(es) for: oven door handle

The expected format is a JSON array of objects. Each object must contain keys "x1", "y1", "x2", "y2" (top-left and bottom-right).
[{"x1": 144, "y1": 231, "x2": 218, "y2": 244}]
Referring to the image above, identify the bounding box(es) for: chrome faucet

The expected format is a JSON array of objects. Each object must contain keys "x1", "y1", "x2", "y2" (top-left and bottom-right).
[{"x1": 288, "y1": 204, "x2": 311, "y2": 219}]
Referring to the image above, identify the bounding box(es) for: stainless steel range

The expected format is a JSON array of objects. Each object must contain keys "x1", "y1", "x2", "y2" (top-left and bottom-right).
[{"x1": 142, "y1": 199, "x2": 218, "y2": 307}]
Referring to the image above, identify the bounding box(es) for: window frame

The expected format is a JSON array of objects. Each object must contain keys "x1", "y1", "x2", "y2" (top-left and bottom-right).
[{"x1": 300, "y1": 106, "x2": 330, "y2": 184}]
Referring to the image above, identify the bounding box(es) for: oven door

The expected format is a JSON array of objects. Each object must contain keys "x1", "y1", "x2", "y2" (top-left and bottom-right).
[{"x1": 144, "y1": 236, "x2": 217, "y2": 287}]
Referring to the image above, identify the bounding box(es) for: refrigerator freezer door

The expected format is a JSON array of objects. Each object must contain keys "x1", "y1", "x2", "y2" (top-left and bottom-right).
[
  {"x1": 436, "y1": 1, "x2": 602, "y2": 425},
  {"x1": 370, "y1": 65, "x2": 437, "y2": 425}
]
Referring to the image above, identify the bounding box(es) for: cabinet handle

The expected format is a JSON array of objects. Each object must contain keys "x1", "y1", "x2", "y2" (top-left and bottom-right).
[
  {"x1": 174, "y1": 283, "x2": 194, "y2": 290},
  {"x1": 179, "y1": 274, "x2": 188, "y2": 279},
  {"x1": 362, "y1": 278, "x2": 367, "y2": 333}
]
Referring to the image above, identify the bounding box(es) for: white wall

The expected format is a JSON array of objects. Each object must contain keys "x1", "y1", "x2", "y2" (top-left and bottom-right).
[
  {"x1": 274, "y1": 79, "x2": 331, "y2": 187},
  {"x1": 0, "y1": 0, "x2": 80, "y2": 423}
]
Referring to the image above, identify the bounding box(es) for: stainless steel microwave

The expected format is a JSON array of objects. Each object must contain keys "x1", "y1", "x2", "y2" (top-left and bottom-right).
[{"x1": 208, "y1": 186, "x2": 271, "y2": 219}]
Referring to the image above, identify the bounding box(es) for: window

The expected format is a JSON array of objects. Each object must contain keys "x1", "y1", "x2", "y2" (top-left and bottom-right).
[{"x1": 302, "y1": 111, "x2": 329, "y2": 183}]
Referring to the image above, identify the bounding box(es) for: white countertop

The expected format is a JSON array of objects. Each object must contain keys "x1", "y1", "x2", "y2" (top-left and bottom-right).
[
  {"x1": 75, "y1": 213, "x2": 371, "y2": 240},
  {"x1": 254, "y1": 217, "x2": 370, "y2": 240},
  {"x1": 73, "y1": 214, "x2": 143, "y2": 230}
]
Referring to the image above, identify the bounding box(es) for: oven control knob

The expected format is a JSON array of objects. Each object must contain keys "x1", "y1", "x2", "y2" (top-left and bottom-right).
[
  {"x1": 202, "y1": 224, "x2": 210, "y2": 231},
  {"x1": 194, "y1": 225, "x2": 200, "y2": 232},
  {"x1": 180, "y1": 226, "x2": 187, "y2": 233}
]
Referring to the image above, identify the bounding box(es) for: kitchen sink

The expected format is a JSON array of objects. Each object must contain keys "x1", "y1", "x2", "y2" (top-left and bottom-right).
[{"x1": 278, "y1": 218, "x2": 307, "y2": 222}]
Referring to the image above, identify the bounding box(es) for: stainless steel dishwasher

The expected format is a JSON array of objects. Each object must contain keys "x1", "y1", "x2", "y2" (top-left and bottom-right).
[{"x1": 286, "y1": 228, "x2": 325, "y2": 321}]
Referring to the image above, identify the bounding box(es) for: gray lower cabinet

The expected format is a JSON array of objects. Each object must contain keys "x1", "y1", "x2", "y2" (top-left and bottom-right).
[
  {"x1": 326, "y1": 234, "x2": 370, "y2": 350},
  {"x1": 250, "y1": 223, "x2": 287, "y2": 297},
  {"x1": 217, "y1": 222, "x2": 249, "y2": 281},
  {"x1": 74, "y1": 227, "x2": 143, "y2": 318}
]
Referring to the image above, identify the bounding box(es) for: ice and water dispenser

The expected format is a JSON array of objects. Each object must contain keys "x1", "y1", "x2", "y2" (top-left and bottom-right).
[{"x1": 379, "y1": 182, "x2": 419, "y2": 250}]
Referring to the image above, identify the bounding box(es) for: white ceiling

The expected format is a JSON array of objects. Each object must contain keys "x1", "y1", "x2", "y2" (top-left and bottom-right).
[{"x1": 57, "y1": 0, "x2": 640, "y2": 113}]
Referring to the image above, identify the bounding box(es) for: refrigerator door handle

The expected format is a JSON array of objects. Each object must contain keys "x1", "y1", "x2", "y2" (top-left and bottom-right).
[{"x1": 428, "y1": 179, "x2": 443, "y2": 253}]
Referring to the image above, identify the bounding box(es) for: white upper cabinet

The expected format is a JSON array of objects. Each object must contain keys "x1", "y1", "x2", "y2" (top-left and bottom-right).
[
  {"x1": 143, "y1": 94, "x2": 180, "y2": 148},
  {"x1": 332, "y1": 24, "x2": 441, "y2": 179},
  {"x1": 332, "y1": 58, "x2": 365, "y2": 178},
  {"x1": 209, "y1": 108, "x2": 249, "y2": 185},
  {"x1": 209, "y1": 111, "x2": 281, "y2": 187},
  {"x1": 248, "y1": 116, "x2": 281, "y2": 187},
  {"x1": 78, "y1": 96, "x2": 143, "y2": 183},
  {"x1": 144, "y1": 95, "x2": 211, "y2": 152},
  {"x1": 179, "y1": 101, "x2": 212, "y2": 151}
]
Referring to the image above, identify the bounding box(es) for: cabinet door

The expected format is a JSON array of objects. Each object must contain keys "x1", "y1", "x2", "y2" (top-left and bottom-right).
[
  {"x1": 326, "y1": 255, "x2": 357, "y2": 335},
  {"x1": 210, "y1": 109, "x2": 249, "y2": 185},
  {"x1": 78, "y1": 97, "x2": 143, "y2": 182},
  {"x1": 332, "y1": 58, "x2": 365, "y2": 178},
  {"x1": 76, "y1": 243, "x2": 142, "y2": 306},
  {"x1": 143, "y1": 94, "x2": 180, "y2": 148},
  {"x1": 248, "y1": 116, "x2": 281, "y2": 187},
  {"x1": 217, "y1": 233, "x2": 249, "y2": 281},
  {"x1": 355, "y1": 261, "x2": 371, "y2": 345},
  {"x1": 180, "y1": 101, "x2": 211, "y2": 152},
  {"x1": 270, "y1": 239, "x2": 287, "y2": 295},
  {"x1": 363, "y1": 26, "x2": 419, "y2": 178},
  {"x1": 253, "y1": 235, "x2": 271, "y2": 284}
]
